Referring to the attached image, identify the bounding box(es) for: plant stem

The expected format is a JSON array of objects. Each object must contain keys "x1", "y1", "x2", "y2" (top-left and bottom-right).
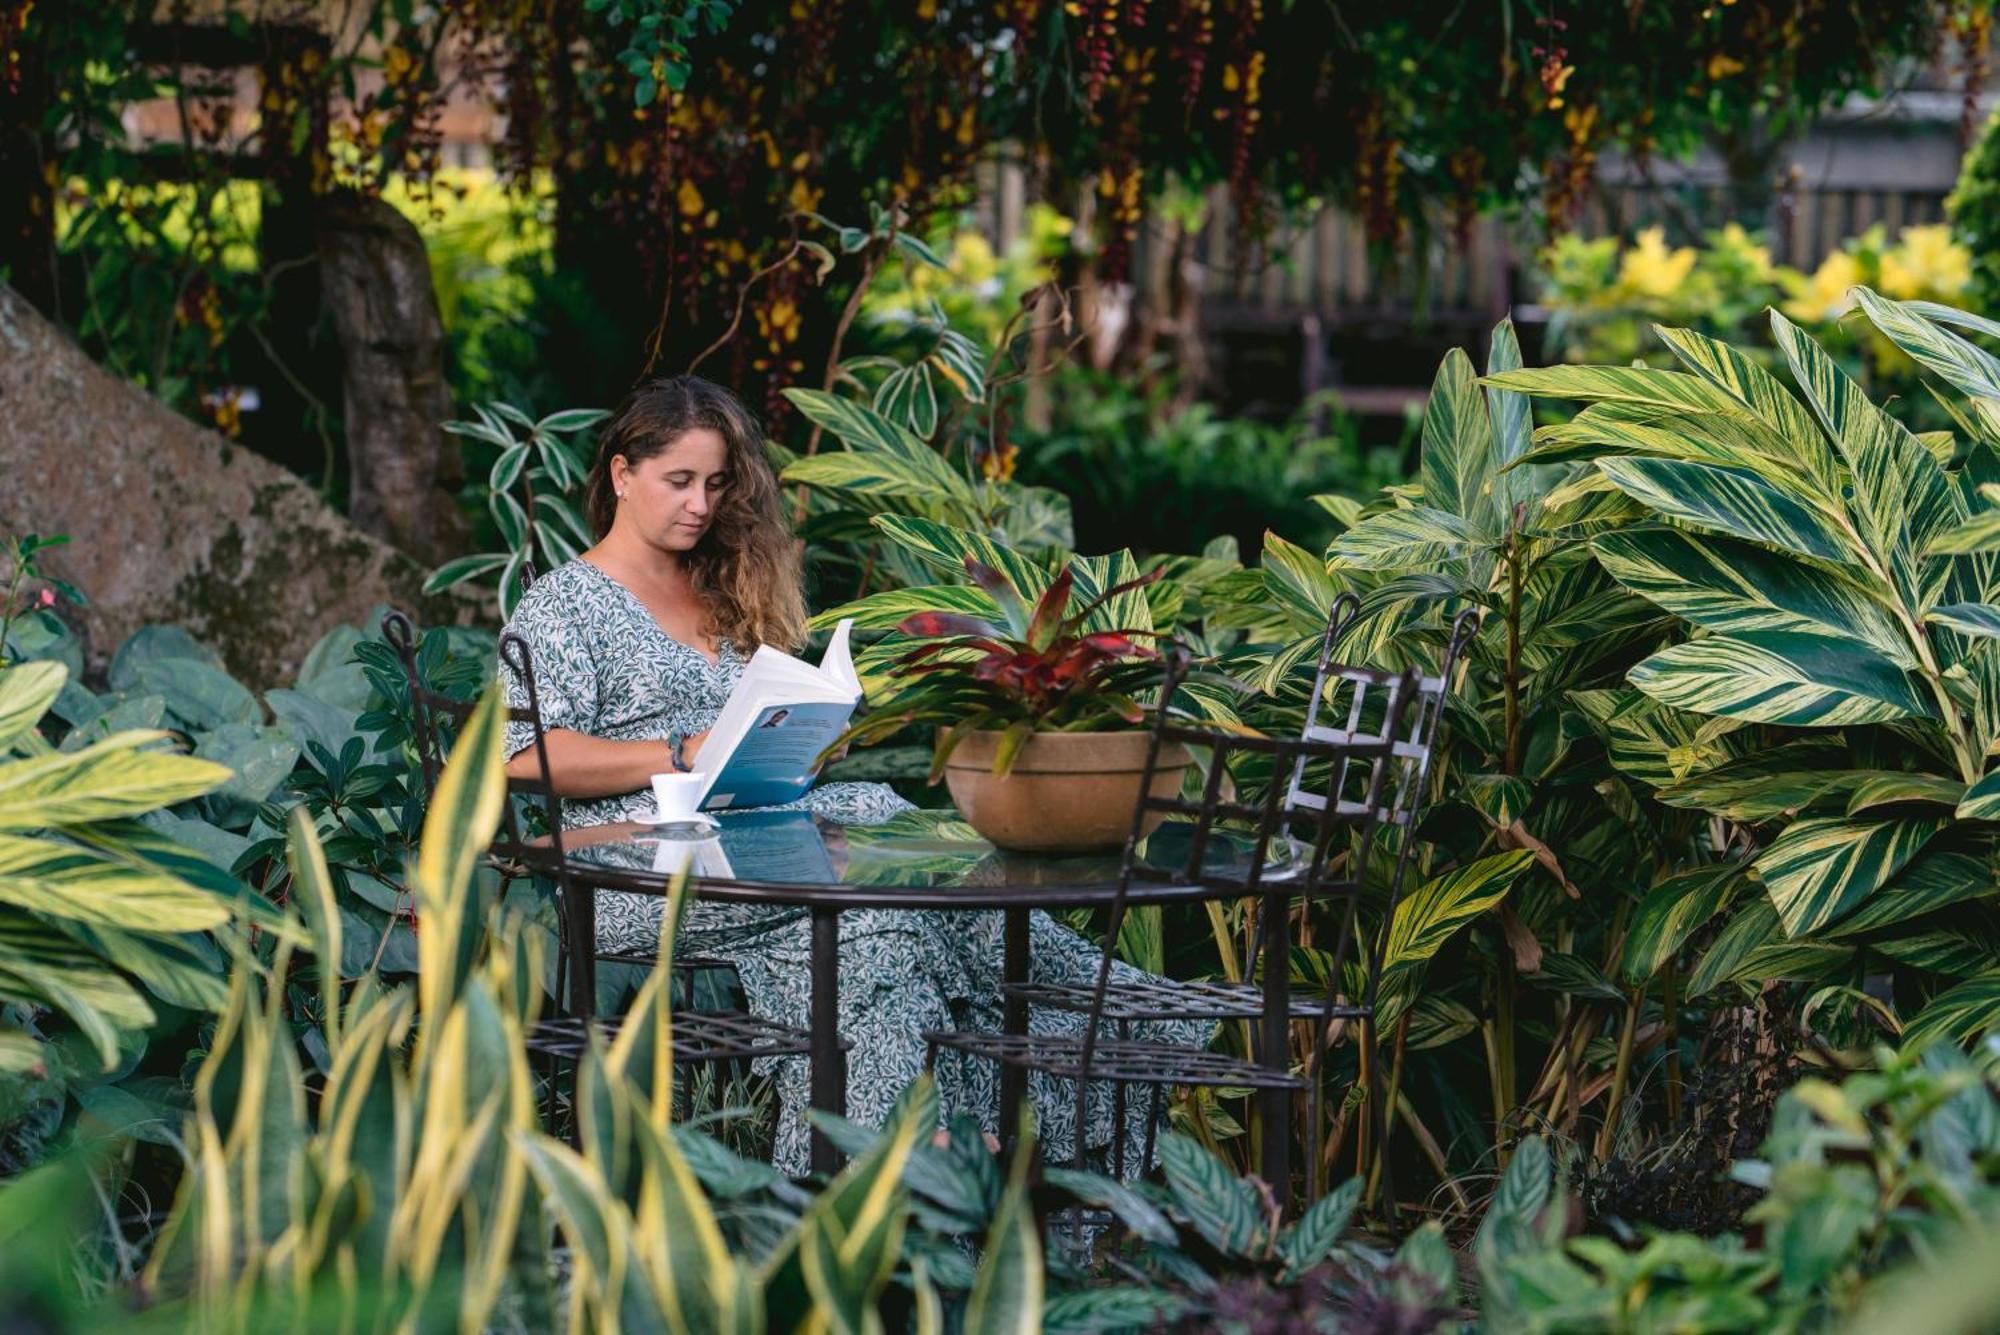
[
  {"x1": 1493, "y1": 949, "x2": 1517, "y2": 1165},
  {"x1": 1663, "y1": 959, "x2": 1683, "y2": 1125},
  {"x1": 1503, "y1": 528, "x2": 1522, "y2": 777},
  {"x1": 1597, "y1": 987, "x2": 1643, "y2": 1161},
  {"x1": 1364, "y1": 1014, "x2": 1409, "y2": 1209}
]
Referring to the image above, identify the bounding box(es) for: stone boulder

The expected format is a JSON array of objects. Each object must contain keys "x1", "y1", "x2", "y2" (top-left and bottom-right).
[{"x1": 0, "y1": 282, "x2": 488, "y2": 688}]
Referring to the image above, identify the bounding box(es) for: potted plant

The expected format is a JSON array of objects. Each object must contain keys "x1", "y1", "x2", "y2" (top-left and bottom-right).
[{"x1": 835, "y1": 558, "x2": 1195, "y2": 853}]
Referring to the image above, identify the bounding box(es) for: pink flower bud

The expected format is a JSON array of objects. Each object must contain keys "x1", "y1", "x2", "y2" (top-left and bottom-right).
[{"x1": 35, "y1": 588, "x2": 55, "y2": 608}]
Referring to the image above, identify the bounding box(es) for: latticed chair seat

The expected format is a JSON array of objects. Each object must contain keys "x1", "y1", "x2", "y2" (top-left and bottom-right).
[
  {"x1": 926, "y1": 1031, "x2": 1305, "y2": 1090},
  {"x1": 525, "y1": 1009, "x2": 823, "y2": 1065},
  {"x1": 1001, "y1": 977, "x2": 1366, "y2": 1023}
]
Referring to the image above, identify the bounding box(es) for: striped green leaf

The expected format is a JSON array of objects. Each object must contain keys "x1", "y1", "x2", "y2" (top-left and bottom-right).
[
  {"x1": 781, "y1": 445, "x2": 972, "y2": 506},
  {"x1": 1067, "y1": 548, "x2": 1156, "y2": 634},
  {"x1": 1629, "y1": 632, "x2": 1932, "y2": 726},
  {"x1": 1595, "y1": 457, "x2": 1855, "y2": 565},
  {"x1": 1653, "y1": 324, "x2": 1830, "y2": 467},
  {"x1": 1754, "y1": 814, "x2": 1946, "y2": 937},
  {"x1": 1420, "y1": 348, "x2": 1499, "y2": 538},
  {"x1": 870, "y1": 516, "x2": 1054, "y2": 606},
  {"x1": 1484, "y1": 364, "x2": 1764, "y2": 421},
  {"x1": 1260, "y1": 531, "x2": 1341, "y2": 627},
  {"x1": 1928, "y1": 603, "x2": 2000, "y2": 639},
  {"x1": 1852, "y1": 286, "x2": 2000, "y2": 437},
  {"x1": 1158, "y1": 1132, "x2": 1263, "y2": 1254},
  {"x1": 1844, "y1": 772, "x2": 1966, "y2": 814},
  {"x1": 0, "y1": 914, "x2": 154, "y2": 1066},
  {"x1": 1333, "y1": 506, "x2": 1473, "y2": 569},
  {"x1": 0, "y1": 661, "x2": 64, "y2": 752},
  {"x1": 1653, "y1": 750, "x2": 1859, "y2": 820},
  {"x1": 963, "y1": 1109, "x2": 1043, "y2": 1335},
  {"x1": 1956, "y1": 770, "x2": 2000, "y2": 820},
  {"x1": 1689, "y1": 900, "x2": 1781, "y2": 997},
  {"x1": 1870, "y1": 926, "x2": 2000, "y2": 978},
  {"x1": 1770, "y1": 309, "x2": 1963, "y2": 579},
  {"x1": 1382, "y1": 851, "x2": 1536, "y2": 973},
  {"x1": 1592, "y1": 529, "x2": 1910, "y2": 667},
  {"x1": 1926, "y1": 506, "x2": 2000, "y2": 556},
  {"x1": 0, "y1": 734, "x2": 233, "y2": 831},
  {"x1": 1569, "y1": 689, "x2": 1746, "y2": 788},
  {"x1": 1904, "y1": 970, "x2": 2000, "y2": 1051},
  {"x1": 0, "y1": 833, "x2": 231, "y2": 931},
  {"x1": 1525, "y1": 406, "x2": 1805, "y2": 478},
  {"x1": 811, "y1": 584, "x2": 1001, "y2": 631},
  {"x1": 1824, "y1": 851, "x2": 1996, "y2": 937},
  {"x1": 1619, "y1": 863, "x2": 1744, "y2": 985}
]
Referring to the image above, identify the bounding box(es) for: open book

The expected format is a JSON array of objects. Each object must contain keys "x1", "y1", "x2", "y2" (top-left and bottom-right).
[{"x1": 692, "y1": 619, "x2": 862, "y2": 811}]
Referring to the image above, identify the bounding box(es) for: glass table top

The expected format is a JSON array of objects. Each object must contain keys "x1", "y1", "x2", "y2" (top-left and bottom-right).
[{"x1": 550, "y1": 807, "x2": 1310, "y2": 908}]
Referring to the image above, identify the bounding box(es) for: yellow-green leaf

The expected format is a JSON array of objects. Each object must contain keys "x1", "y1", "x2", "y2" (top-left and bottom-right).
[{"x1": 1755, "y1": 815, "x2": 1947, "y2": 938}]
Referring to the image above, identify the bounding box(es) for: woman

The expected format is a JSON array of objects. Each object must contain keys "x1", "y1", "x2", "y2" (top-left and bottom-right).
[{"x1": 500, "y1": 374, "x2": 1201, "y2": 1175}]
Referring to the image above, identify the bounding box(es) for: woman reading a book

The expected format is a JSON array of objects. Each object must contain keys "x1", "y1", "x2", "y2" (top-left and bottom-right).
[{"x1": 500, "y1": 374, "x2": 1201, "y2": 1176}]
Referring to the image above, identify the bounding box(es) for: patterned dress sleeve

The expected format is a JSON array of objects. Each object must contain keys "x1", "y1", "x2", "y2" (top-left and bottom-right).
[{"x1": 500, "y1": 584, "x2": 601, "y2": 759}]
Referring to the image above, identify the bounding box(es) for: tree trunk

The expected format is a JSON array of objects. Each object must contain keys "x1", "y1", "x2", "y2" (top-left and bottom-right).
[
  {"x1": 316, "y1": 192, "x2": 466, "y2": 565},
  {"x1": 0, "y1": 283, "x2": 484, "y2": 688}
]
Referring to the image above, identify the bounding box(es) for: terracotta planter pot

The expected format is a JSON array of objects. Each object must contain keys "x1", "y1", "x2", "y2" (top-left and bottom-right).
[{"x1": 943, "y1": 728, "x2": 1191, "y2": 854}]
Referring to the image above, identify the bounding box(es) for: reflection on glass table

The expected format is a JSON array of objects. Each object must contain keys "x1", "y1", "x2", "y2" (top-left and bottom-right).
[{"x1": 556, "y1": 806, "x2": 1308, "y2": 892}]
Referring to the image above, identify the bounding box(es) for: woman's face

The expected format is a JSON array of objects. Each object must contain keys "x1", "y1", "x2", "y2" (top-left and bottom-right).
[{"x1": 614, "y1": 428, "x2": 732, "y2": 554}]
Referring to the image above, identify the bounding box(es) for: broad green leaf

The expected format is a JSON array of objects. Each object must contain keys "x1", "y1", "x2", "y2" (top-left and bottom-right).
[
  {"x1": 1382, "y1": 851, "x2": 1536, "y2": 973},
  {"x1": 1852, "y1": 286, "x2": 2000, "y2": 437},
  {"x1": 1484, "y1": 364, "x2": 1763, "y2": 420},
  {"x1": 810, "y1": 584, "x2": 1000, "y2": 631},
  {"x1": 1689, "y1": 900, "x2": 1781, "y2": 997},
  {"x1": 1928, "y1": 603, "x2": 2000, "y2": 640},
  {"x1": 1333, "y1": 507, "x2": 1473, "y2": 570},
  {"x1": 1871, "y1": 926, "x2": 2000, "y2": 978},
  {"x1": 0, "y1": 661, "x2": 64, "y2": 751},
  {"x1": 1278, "y1": 1177, "x2": 1361, "y2": 1279},
  {"x1": 1845, "y1": 772, "x2": 1966, "y2": 814},
  {"x1": 1620, "y1": 864, "x2": 1743, "y2": 984},
  {"x1": 1420, "y1": 349, "x2": 1499, "y2": 538},
  {"x1": 0, "y1": 734, "x2": 232, "y2": 830},
  {"x1": 1571, "y1": 690, "x2": 1746, "y2": 788},
  {"x1": 1754, "y1": 814, "x2": 1946, "y2": 937},
  {"x1": 869, "y1": 516, "x2": 1053, "y2": 607},
  {"x1": 1824, "y1": 851, "x2": 1997, "y2": 937},
  {"x1": 1260, "y1": 530, "x2": 1340, "y2": 627},
  {"x1": 0, "y1": 833, "x2": 231, "y2": 931},
  {"x1": 422, "y1": 552, "x2": 511, "y2": 596},
  {"x1": 782, "y1": 447, "x2": 972, "y2": 506},
  {"x1": 1904, "y1": 970, "x2": 2000, "y2": 1051},
  {"x1": 1592, "y1": 529, "x2": 1909, "y2": 667},
  {"x1": 1651, "y1": 741, "x2": 1860, "y2": 818},
  {"x1": 1770, "y1": 308, "x2": 1963, "y2": 585},
  {"x1": 1158, "y1": 1132, "x2": 1262, "y2": 1255},
  {"x1": 1595, "y1": 457, "x2": 1854, "y2": 565},
  {"x1": 1653, "y1": 324, "x2": 1830, "y2": 471},
  {"x1": 1956, "y1": 770, "x2": 2000, "y2": 820},
  {"x1": 1628, "y1": 632, "x2": 1932, "y2": 727},
  {"x1": 1925, "y1": 506, "x2": 2000, "y2": 556}
]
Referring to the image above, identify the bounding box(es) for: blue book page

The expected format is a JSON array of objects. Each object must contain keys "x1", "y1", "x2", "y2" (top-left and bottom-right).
[{"x1": 698, "y1": 700, "x2": 854, "y2": 810}]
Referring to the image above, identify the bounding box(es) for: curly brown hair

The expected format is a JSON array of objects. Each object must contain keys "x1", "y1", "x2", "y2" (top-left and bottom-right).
[{"x1": 585, "y1": 375, "x2": 807, "y2": 653}]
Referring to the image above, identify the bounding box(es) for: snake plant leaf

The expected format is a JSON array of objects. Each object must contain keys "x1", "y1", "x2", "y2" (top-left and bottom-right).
[
  {"x1": 1334, "y1": 506, "x2": 1473, "y2": 570},
  {"x1": 1903, "y1": 970, "x2": 2000, "y2": 1051},
  {"x1": 1620, "y1": 863, "x2": 1745, "y2": 985},
  {"x1": 1629, "y1": 632, "x2": 1933, "y2": 727},
  {"x1": 1593, "y1": 528, "x2": 1910, "y2": 667},
  {"x1": 0, "y1": 732, "x2": 232, "y2": 830},
  {"x1": 963, "y1": 1109, "x2": 1044, "y2": 1335},
  {"x1": 0, "y1": 661, "x2": 65, "y2": 752},
  {"x1": 413, "y1": 684, "x2": 508, "y2": 1026},
  {"x1": 1755, "y1": 814, "x2": 1947, "y2": 937},
  {"x1": 1595, "y1": 457, "x2": 1855, "y2": 565}
]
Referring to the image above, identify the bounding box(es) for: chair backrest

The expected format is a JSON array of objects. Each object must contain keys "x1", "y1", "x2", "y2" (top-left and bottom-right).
[{"x1": 379, "y1": 611, "x2": 566, "y2": 865}]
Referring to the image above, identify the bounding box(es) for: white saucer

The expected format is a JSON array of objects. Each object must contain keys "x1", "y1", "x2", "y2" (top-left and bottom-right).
[{"x1": 632, "y1": 810, "x2": 717, "y2": 830}]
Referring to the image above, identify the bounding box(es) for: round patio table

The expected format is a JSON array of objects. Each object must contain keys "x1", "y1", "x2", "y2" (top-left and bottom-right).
[{"x1": 544, "y1": 806, "x2": 1309, "y2": 1176}]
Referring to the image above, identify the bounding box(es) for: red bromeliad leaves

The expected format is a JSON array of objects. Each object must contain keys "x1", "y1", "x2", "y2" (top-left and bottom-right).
[{"x1": 897, "y1": 611, "x2": 1002, "y2": 639}]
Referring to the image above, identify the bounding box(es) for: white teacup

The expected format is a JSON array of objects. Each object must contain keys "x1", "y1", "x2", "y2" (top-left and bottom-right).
[{"x1": 649, "y1": 771, "x2": 710, "y2": 824}]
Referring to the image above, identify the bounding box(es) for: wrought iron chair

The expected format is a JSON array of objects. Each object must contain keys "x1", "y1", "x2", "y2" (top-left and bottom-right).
[
  {"x1": 381, "y1": 611, "x2": 816, "y2": 1132},
  {"x1": 926, "y1": 597, "x2": 1478, "y2": 1200}
]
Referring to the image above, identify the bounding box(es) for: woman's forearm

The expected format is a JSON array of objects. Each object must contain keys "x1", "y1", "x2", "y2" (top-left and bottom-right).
[{"x1": 505, "y1": 728, "x2": 679, "y2": 797}]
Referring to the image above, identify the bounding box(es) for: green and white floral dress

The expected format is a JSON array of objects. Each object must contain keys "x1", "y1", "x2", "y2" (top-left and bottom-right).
[{"x1": 501, "y1": 558, "x2": 1204, "y2": 1176}]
